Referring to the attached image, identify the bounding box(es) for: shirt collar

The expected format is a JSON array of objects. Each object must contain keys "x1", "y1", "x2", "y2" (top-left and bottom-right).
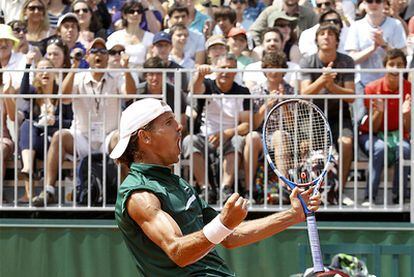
[
  {"x1": 130, "y1": 163, "x2": 173, "y2": 180},
  {"x1": 84, "y1": 71, "x2": 109, "y2": 85}
]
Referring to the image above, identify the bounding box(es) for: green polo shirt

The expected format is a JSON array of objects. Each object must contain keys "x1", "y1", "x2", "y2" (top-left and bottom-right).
[{"x1": 115, "y1": 163, "x2": 235, "y2": 277}]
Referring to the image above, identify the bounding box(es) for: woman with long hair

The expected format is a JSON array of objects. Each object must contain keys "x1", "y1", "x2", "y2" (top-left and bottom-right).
[
  {"x1": 20, "y1": 0, "x2": 53, "y2": 48},
  {"x1": 18, "y1": 57, "x2": 73, "y2": 203},
  {"x1": 71, "y1": 0, "x2": 107, "y2": 47},
  {"x1": 45, "y1": 37, "x2": 71, "y2": 70}
]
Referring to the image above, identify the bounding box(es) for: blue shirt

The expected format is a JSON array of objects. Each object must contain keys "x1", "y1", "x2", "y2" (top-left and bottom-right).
[{"x1": 189, "y1": 10, "x2": 210, "y2": 34}]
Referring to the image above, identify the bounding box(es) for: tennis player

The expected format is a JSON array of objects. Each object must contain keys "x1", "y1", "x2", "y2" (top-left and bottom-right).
[{"x1": 110, "y1": 98, "x2": 321, "y2": 276}]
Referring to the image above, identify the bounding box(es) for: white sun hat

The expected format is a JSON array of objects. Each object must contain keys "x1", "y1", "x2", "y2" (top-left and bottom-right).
[{"x1": 110, "y1": 98, "x2": 172, "y2": 159}]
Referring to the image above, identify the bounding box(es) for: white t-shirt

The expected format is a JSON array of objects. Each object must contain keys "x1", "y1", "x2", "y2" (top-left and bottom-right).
[
  {"x1": 107, "y1": 29, "x2": 154, "y2": 68},
  {"x1": 165, "y1": 28, "x2": 205, "y2": 61},
  {"x1": 243, "y1": 61, "x2": 300, "y2": 88},
  {"x1": 71, "y1": 72, "x2": 125, "y2": 137},
  {"x1": 185, "y1": 30, "x2": 205, "y2": 61},
  {"x1": 344, "y1": 16, "x2": 406, "y2": 85},
  {"x1": 299, "y1": 23, "x2": 349, "y2": 57},
  {"x1": 2, "y1": 52, "x2": 26, "y2": 89}
]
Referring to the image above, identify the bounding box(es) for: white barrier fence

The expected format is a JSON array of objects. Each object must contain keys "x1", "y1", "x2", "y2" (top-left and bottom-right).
[{"x1": 0, "y1": 68, "x2": 412, "y2": 223}]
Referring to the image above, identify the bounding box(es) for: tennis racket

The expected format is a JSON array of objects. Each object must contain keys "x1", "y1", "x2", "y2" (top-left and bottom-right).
[{"x1": 262, "y1": 99, "x2": 333, "y2": 274}]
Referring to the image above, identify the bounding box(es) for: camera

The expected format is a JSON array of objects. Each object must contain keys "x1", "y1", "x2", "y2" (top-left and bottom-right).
[{"x1": 72, "y1": 49, "x2": 84, "y2": 61}]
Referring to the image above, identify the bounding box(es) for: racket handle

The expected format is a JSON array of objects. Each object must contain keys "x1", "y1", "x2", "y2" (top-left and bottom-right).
[{"x1": 306, "y1": 215, "x2": 324, "y2": 273}]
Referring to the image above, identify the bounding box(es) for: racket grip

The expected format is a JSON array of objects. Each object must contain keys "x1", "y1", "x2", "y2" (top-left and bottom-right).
[{"x1": 306, "y1": 215, "x2": 324, "y2": 273}]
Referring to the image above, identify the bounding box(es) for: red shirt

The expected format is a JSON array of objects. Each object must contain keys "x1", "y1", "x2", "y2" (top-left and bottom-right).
[{"x1": 363, "y1": 76, "x2": 411, "y2": 132}]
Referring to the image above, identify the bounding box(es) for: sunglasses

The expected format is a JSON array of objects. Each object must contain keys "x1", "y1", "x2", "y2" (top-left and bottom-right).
[
  {"x1": 27, "y1": 5, "x2": 45, "y2": 12},
  {"x1": 322, "y1": 18, "x2": 341, "y2": 25},
  {"x1": 316, "y1": 2, "x2": 332, "y2": 8},
  {"x1": 365, "y1": 0, "x2": 383, "y2": 3},
  {"x1": 47, "y1": 37, "x2": 65, "y2": 46},
  {"x1": 74, "y1": 8, "x2": 89, "y2": 14},
  {"x1": 13, "y1": 27, "x2": 27, "y2": 34},
  {"x1": 108, "y1": 49, "x2": 124, "y2": 56},
  {"x1": 89, "y1": 48, "x2": 108, "y2": 55},
  {"x1": 127, "y1": 8, "x2": 144, "y2": 15},
  {"x1": 275, "y1": 22, "x2": 291, "y2": 28}
]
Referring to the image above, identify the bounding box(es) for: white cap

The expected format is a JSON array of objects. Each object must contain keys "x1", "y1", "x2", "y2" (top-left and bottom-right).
[
  {"x1": 110, "y1": 98, "x2": 172, "y2": 159},
  {"x1": 57, "y1": 12, "x2": 78, "y2": 28}
]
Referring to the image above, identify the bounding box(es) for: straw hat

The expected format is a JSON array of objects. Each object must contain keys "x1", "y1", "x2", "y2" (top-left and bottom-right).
[{"x1": 0, "y1": 24, "x2": 19, "y2": 48}]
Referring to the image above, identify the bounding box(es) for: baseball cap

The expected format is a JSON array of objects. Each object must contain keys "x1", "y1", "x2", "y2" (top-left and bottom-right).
[
  {"x1": 57, "y1": 12, "x2": 79, "y2": 28},
  {"x1": 110, "y1": 98, "x2": 173, "y2": 159},
  {"x1": 267, "y1": 11, "x2": 297, "y2": 27},
  {"x1": 88, "y1": 37, "x2": 107, "y2": 51},
  {"x1": 152, "y1": 31, "x2": 172, "y2": 45},
  {"x1": 227, "y1": 27, "x2": 247, "y2": 39},
  {"x1": 205, "y1": 34, "x2": 226, "y2": 49},
  {"x1": 0, "y1": 24, "x2": 19, "y2": 47},
  {"x1": 106, "y1": 39, "x2": 124, "y2": 51}
]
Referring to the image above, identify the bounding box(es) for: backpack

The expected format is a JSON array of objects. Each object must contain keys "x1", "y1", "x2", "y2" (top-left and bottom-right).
[{"x1": 76, "y1": 153, "x2": 118, "y2": 206}]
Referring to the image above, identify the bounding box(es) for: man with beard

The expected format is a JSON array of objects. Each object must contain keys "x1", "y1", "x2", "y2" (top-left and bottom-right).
[
  {"x1": 32, "y1": 38, "x2": 136, "y2": 206},
  {"x1": 111, "y1": 98, "x2": 321, "y2": 276}
]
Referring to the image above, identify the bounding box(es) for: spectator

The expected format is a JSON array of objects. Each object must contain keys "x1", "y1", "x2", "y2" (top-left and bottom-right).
[
  {"x1": 18, "y1": 57, "x2": 73, "y2": 203},
  {"x1": 45, "y1": 37, "x2": 71, "y2": 70},
  {"x1": 249, "y1": 0, "x2": 318, "y2": 45},
  {"x1": 299, "y1": 9, "x2": 350, "y2": 57},
  {"x1": 243, "y1": 51, "x2": 293, "y2": 199},
  {"x1": 230, "y1": 0, "x2": 254, "y2": 30},
  {"x1": 56, "y1": 13, "x2": 89, "y2": 69},
  {"x1": 300, "y1": 24, "x2": 355, "y2": 206},
  {"x1": 0, "y1": 0, "x2": 25, "y2": 25},
  {"x1": 46, "y1": 0, "x2": 71, "y2": 29},
  {"x1": 167, "y1": 4, "x2": 206, "y2": 66},
  {"x1": 268, "y1": 11, "x2": 301, "y2": 63},
  {"x1": 31, "y1": 38, "x2": 137, "y2": 206},
  {"x1": 137, "y1": 0, "x2": 163, "y2": 33},
  {"x1": 169, "y1": 23, "x2": 195, "y2": 69},
  {"x1": 227, "y1": 27, "x2": 253, "y2": 69},
  {"x1": 213, "y1": 6, "x2": 237, "y2": 38},
  {"x1": 205, "y1": 35, "x2": 228, "y2": 65},
  {"x1": 20, "y1": 0, "x2": 53, "y2": 48},
  {"x1": 71, "y1": 0, "x2": 107, "y2": 47},
  {"x1": 8, "y1": 20, "x2": 34, "y2": 56},
  {"x1": 175, "y1": 0, "x2": 210, "y2": 34},
  {"x1": 0, "y1": 25, "x2": 26, "y2": 90},
  {"x1": 107, "y1": 1, "x2": 154, "y2": 69},
  {"x1": 244, "y1": 27, "x2": 300, "y2": 90},
  {"x1": 0, "y1": 67, "x2": 21, "y2": 186},
  {"x1": 344, "y1": 0, "x2": 406, "y2": 122},
  {"x1": 106, "y1": 40, "x2": 126, "y2": 69},
  {"x1": 358, "y1": 49, "x2": 411, "y2": 206},
  {"x1": 183, "y1": 54, "x2": 251, "y2": 203},
  {"x1": 151, "y1": 31, "x2": 189, "y2": 91},
  {"x1": 242, "y1": 0, "x2": 266, "y2": 30},
  {"x1": 137, "y1": 56, "x2": 187, "y2": 131},
  {"x1": 85, "y1": 0, "x2": 112, "y2": 30}
]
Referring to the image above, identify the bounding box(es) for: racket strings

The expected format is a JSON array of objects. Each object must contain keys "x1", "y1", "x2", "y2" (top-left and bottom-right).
[{"x1": 265, "y1": 102, "x2": 332, "y2": 184}]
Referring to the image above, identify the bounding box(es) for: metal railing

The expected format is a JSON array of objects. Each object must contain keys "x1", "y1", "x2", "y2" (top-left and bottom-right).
[{"x1": 0, "y1": 67, "x2": 412, "y2": 223}]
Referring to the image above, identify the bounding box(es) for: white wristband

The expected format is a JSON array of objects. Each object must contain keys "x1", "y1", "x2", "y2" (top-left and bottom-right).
[{"x1": 202, "y1": 215, "x2": 234, "y2": 244}]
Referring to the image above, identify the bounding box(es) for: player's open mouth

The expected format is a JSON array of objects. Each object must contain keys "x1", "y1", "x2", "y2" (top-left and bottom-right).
[{"x1": 177, "y1": 136, "x2": 181, "y2": 152}]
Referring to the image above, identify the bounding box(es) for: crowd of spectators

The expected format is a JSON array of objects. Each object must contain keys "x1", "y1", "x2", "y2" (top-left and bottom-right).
[{"x1": 0, "y1": 0, "x2": 412, "y2": 207}]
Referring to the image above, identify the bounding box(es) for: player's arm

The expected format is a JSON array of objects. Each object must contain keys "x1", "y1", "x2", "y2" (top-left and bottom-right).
[
  {"x1": 221, "y1": 188, "x2": 320, "y2": 249},
  {"x1": 127, "y1": 191, "x2": 248, "y2": 267}
]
